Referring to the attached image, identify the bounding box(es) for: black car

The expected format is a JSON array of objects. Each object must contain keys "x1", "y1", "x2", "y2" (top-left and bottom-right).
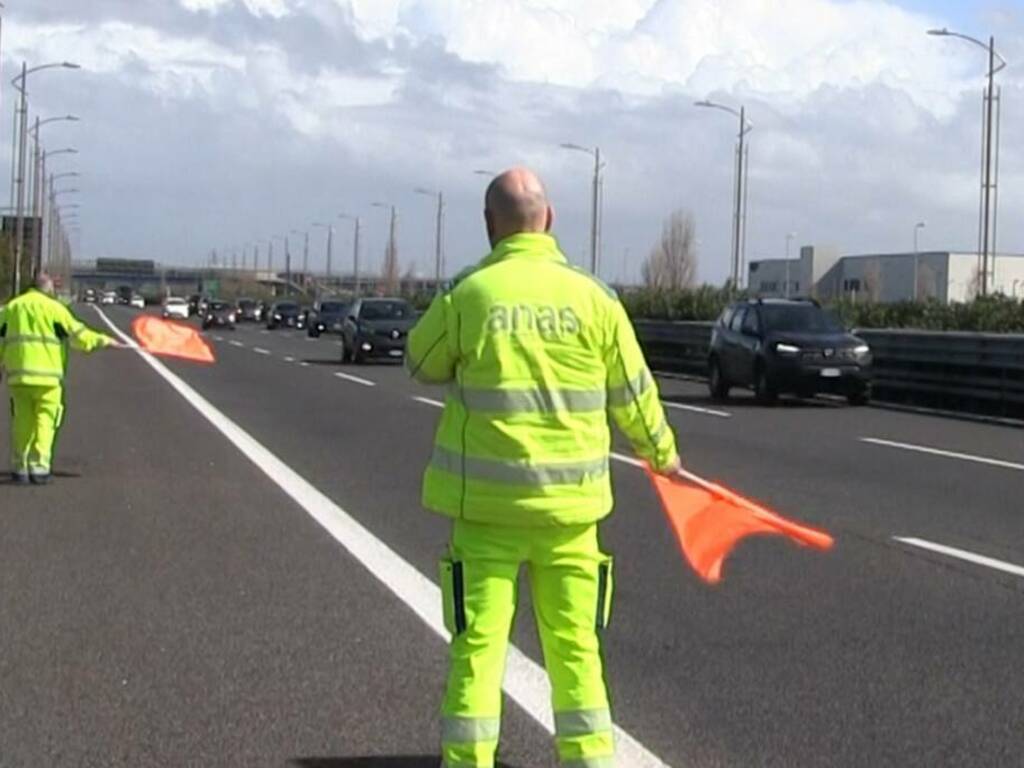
[
  {"x1": 187, "y1": 294, "x2": 203, "y2": 316},
  {"x1": 307, "y1": 299, "x2": 351, "y2": 338},
  {"x1": 202, "y1": 300, "x2": 237, "y2": 330},
  {"x1": 236, "y1": 298, "x2": 262, "y2": 322},
  {"x1": 341, "y1": 298, "x2": 416, "y2": 364},
  {"x1": 707, "y1": 299, "x2": 872, "y2": 405},
  {"x1": 266, "y1": 301, "x2": 305, "y2": 330}
]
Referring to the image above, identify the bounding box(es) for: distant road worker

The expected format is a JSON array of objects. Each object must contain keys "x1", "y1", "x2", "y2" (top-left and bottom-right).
[
  {"x1": 0, "y1": 273, "x2": 119, "y2": 484},
  {"x1": 407, "y1": 168, "x2": 680, "y2": 767}
]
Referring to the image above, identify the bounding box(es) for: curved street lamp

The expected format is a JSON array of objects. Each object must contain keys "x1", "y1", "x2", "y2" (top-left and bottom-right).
[
  {"x1": 312, "y1": 222, "x2": 334, "y2": 282},
  {"x1": 415, "y1": 187, "x2": 445, "y2": 288},
  {"x1": 928, "y1": 28, "x2": 1007, "y2": 295},
  {"x1": 696, "y1": 99, "x2": 754, "y2": 289},
  {"x1": 560, "y1": 143, "x2": 603, "y2": 275}
]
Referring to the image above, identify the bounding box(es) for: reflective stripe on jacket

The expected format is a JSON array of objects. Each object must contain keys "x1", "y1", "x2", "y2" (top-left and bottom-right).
[
  {"x1": 406, "y1": 232, "x2": 677, "y2": 527},
  {"x1": 0, "y1": 289, "x2": 112, "y2": 386}
]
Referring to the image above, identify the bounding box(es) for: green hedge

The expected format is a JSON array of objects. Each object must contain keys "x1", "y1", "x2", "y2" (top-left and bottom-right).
[{"x1": 616, "y1": 287, "x2": 1024, "y2": 333}]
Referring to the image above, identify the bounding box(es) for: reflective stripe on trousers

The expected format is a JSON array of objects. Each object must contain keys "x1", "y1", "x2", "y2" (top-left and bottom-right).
[{"x1": 431, "y1": 445, "x2": 609, "y2": 486}]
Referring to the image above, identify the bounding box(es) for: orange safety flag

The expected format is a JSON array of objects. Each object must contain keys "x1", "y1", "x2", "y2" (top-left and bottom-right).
[
  {"x1": 645, "y1": 466, "x2": 834, "y2": 584},
  {"x1": 131, "y1": 315, "x2": 215, "y2": 364}
]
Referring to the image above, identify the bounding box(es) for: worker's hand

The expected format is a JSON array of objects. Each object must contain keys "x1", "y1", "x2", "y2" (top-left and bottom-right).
[{"x1": 654, "y1": 454, "x2": 683, "y2": 478}]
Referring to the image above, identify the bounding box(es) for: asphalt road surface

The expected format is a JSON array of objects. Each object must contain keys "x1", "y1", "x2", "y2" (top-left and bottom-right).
[{"x1": 2, "y1": 304, "x2": 1023, "y2": 767}]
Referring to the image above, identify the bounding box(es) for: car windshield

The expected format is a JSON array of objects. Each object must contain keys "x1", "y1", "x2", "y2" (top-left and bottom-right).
[
  {"x1": 167, "y1": 298, "x2": 185, "y2": 305},
  {"x1": 238, "y1": 300, "x2": 255, "y2": 308},
  {"x1": 761, "y1": 305, "x2": 844, "y2": 333},
  {"x1": 360, "y1": 301, "x2": 411, "y2": 321},
  {"x1": 210, "y1": 302, "x2": 230, "y2": 311},
  {"x1": 321, "y1": 302, "x2": 347, "y2": 313},
  {"x1": 276, "y1": 303, "x2": 298, "y2": 312}
]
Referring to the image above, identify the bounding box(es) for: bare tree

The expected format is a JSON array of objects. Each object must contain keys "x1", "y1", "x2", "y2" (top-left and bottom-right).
[{"x1": 641, "y1": 209, "x2": 697, "y2": 291}]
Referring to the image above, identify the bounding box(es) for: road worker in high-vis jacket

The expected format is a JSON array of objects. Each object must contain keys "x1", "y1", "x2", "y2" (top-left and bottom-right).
[
  {"x1": 0, "y1": 273, "x2": 118, "y2": 484},
  {"x1": 407, "y1": 168, "x2": 680, "y2": 768}
]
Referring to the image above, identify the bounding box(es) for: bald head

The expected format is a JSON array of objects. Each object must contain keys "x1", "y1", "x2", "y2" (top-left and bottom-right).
[
  {"x1": 34, "y1": 272, "x2": 55, "y2": 295},
  {"x1": 484, "y1": 167, "x2": 553, "y2": 246}
]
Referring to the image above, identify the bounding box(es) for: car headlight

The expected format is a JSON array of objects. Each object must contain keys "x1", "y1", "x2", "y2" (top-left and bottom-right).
[
  {"x1": 361, "y1": 342, "x2": 372, "y2": 352},
  {"x1": 274, "y1": 313, "x2": 282, "y2": 320},
  {"x1": 775, "y1": 343, "x2": 801, "y2": 355},
  {"x1": 228, "y1": 313, "x2": 236, "y2": 322}
]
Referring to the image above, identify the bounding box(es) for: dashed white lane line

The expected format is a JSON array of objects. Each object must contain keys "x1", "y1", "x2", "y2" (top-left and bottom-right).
[
  {"x1": 894, "y1": 538, "x2": 1024, "y2": 579},
  {"x1": 306, "y1": 338, "x2": 317, "y2": 343},
  {"x1": 91, "y1": 305, "x2": 669, "y2": 767},
  {"x1": 253, "y1": 347, "x2": 271, "y2": 355},
  {"x1": 299, "y1": 362, "x2": 310, "y2": 368},
  {"x1": 413, "y1": 396, "x2": 445, "y2": 408},
  {"x1": 260, "y1": 330, "x2": 270, "y2": 334},
  {"x1": 862, "y1": 437, "x2": 1024, "y2": 472},
  {"x1": 214, "y1": 335, "x2": 225, "y2": 342},
  {"x1": 229, "y1": 340, "x2": 245, "y2": 348},
  {"x1": 284, "y1": 356, "x2": 296, "y2": 363},
  {"x1": 662, "y1": 401, "x2": 732, "y2": 418},
  {"x1": 334, "y1": 372, "x2": 376, "y2": 387}
]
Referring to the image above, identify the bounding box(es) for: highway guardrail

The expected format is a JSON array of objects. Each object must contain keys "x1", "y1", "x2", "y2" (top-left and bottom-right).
[{"x1": 632, "y1": 320, "x2": 1024, "y2": 420}]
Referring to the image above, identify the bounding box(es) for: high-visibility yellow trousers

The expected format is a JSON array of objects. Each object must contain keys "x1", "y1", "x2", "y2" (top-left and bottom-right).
[
  {"x1": 440, "y1": 519, "x2": 615, "y2": 767},
  {"x1": 8, "y1": 385, "x2": 64, "y2": 476}
]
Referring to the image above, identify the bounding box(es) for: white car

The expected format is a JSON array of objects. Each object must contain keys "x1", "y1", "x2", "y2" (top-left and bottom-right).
[
  {"x1": 130, "y1": 295, "x2": 146, "y2": 309},
  {"x1": 162, "y1": 297, "x2": 189, "y2": 320},
  {"x1": 100, "y1": 291, "x2": 117, "y2": 305}
]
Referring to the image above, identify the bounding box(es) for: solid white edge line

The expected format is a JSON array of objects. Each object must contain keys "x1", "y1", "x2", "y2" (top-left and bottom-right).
[
  {"x1": 89, "y1": 307, "x2": 671, "y2": 767},
  {"x1": 662, "y1": 401, "x2": 732, "y2": 419},
  {"x1": 253, "y1": 347, "x2": 271, "y2": 355},
  {"x1": 413, "y1": 396, "x2": 445, "y2": 408},
  {"x1": 862, "y1": 437, "x2": 1024, "y2": 472},
  {"x1": 894, "y1": 537, "x2": 1024, "y2": 579},
  {"x1": 335, "y1": 372, "x2": 376, "y2": 387}
]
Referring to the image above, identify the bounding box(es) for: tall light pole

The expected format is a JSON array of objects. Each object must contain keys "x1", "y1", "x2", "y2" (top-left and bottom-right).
[
  {"x1": 560, "y1": 143, "x2": 603, "y2": 275},
  {"x1": 47, "y1": 171, "x2": 79, "y2": 269},
  {"x1": 9, "y1": 61, "x2": 80, "y2": 295},
  {"x1": 372, "y1": 202, "x2": 397, "y2": 293},
  {"x1": 913, "y1": 221, "x2": 926, "y2": 301},
  {"x1": 313, "y1": 222, "x2": 334, "y2": 287},
  {"x1": 696, "y1": 99, "x2": 753, "y2": 290},
  {"x1": 34, "y1": 146, "x2": 77, "y2": 273},
  {"x1": 291, "y1": 228, "x2": 309, "y2": 288},
  {"x1": 339, "y1": 213, "x2": 361, "y2": 296},
  {"x1": 415, "y1": 187, "x2": 445, "y2": 291},
  {"x1": 270, "y1": 234, "x2": 287, "y2": 292},
  {"x1": 785, "y1": 232, "x2": 796, "y2": 298},
  {"x1": 928, "y1": 28, "x2": 1006, "y2": 296}
]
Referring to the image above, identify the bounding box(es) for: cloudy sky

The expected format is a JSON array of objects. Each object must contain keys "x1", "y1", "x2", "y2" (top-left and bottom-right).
[{"x1": 5, "y1": 0, "x2": 1024, "y2": 284}]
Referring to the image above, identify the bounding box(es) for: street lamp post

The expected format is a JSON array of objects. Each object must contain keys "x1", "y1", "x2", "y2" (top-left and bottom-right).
[
  {"x1": 560, "y1": 143, "x2": 603, "y2": 275},
  {"x1": 785, "y1": 232, "x2": 796, "y2": 298},
  {"x1": 47, "y1": 171, "x2": 79, "y2": 269},
  {"x1": 8, "y1": 61, "x2": 80, "y2": 295},
  {"x1": 696, "y1": 100, "x2": 753, "y2": 290},
  {"x1": 34, "y1": 146, "x2": 77, "y2": 273},
  {"x1": 291, "y1": 228, "x2": 309, "y2": 288},
  {"x1": 913, "y1": 221, "x2": 926, "y2": 301},
  {"x1": 415, "y1": 187, "x2": 445, "y2": 291},
  {"x1": 338, "y1": 213, "x2": 362, "y2": 296},
  {"x1": 928, "y1": 28, "x2": 1006, "y2": 296},
  {"x1": 313, "y1": 222, "x2": 334, "y2": 286}
]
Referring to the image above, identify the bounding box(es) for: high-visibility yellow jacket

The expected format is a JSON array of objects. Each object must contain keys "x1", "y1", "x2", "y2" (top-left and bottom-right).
[
  {"x1": 407, "y1": 232, "x2": 678, "y2": 527},
  {"x1": 0, "y1": 289, "x2": 113, "y2": 387}
]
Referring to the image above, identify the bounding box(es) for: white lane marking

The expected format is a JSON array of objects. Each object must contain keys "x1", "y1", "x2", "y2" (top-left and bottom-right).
[
  {"x1": 414, "y1": 396, "x2": 445, "y2": 408},
  {"x1": 284, "y1": 356, "x2": 296, "y2": 363},
  {"x1": 862, "y1": 437, "x2": 1024, "y2": 472},
  {"x1": 335, "y1": 372, "x2": 375, "y2": 387},
  {"x1": 91, "y1": 305, "x2": 669, "y2": 767},
  {"x1": 253, "y1": 347, "x2": 271, "y2": 355},
  {"x1": 662, "y1": 401, "x2": 732, "y2": 419},
  {"x1": 260, "y1": 330, "x2": 270, "y2": 335},
  {"x1": 895, "y1": 537, "x2": 1024, "y2": 579},
  {"x1": 299, "y1": 362, "x2": 310, "y2": 368},
  {"x1": 229, "y1": 340, "x2": 245, "y2": 348},
  {"x1": 306, "y1": 338, "x2": 317, "y2": 343},
  {"x1": 214, "y1": 336, "x2": 225, "y2": 342}
]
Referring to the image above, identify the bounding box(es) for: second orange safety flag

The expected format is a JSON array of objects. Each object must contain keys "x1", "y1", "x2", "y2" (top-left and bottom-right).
[
  {"x1": 131, "y1": 315, "x2": 216, "y2": 364},
  {"x1": 645, "y1": 466, "x2": 834, "y2": 584}
]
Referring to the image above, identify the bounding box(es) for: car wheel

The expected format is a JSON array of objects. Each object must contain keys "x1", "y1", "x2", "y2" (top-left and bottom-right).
[
  {"x1": 753, "y1": 364, "x2": 777, "y2": 405},
  {"x1": 708, "y1": 357, "x2": 730, "y2": 400},
  {"x1": 309, "y1": 328, "x2": 320, "y2": 338}
]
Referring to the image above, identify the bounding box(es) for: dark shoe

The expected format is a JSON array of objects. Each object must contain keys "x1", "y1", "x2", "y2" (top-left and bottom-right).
[
  {"x1": 29, "y1": 473, "x2": 52, "y2": 486},
  {"x1": 11, "y1": 472, "x2": 29, "y2": 485}
]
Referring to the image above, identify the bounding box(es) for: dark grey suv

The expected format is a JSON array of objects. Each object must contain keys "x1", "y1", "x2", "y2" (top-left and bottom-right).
[{"x1": 707, "y1": 299, "x2": 872, "y2": 405}]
